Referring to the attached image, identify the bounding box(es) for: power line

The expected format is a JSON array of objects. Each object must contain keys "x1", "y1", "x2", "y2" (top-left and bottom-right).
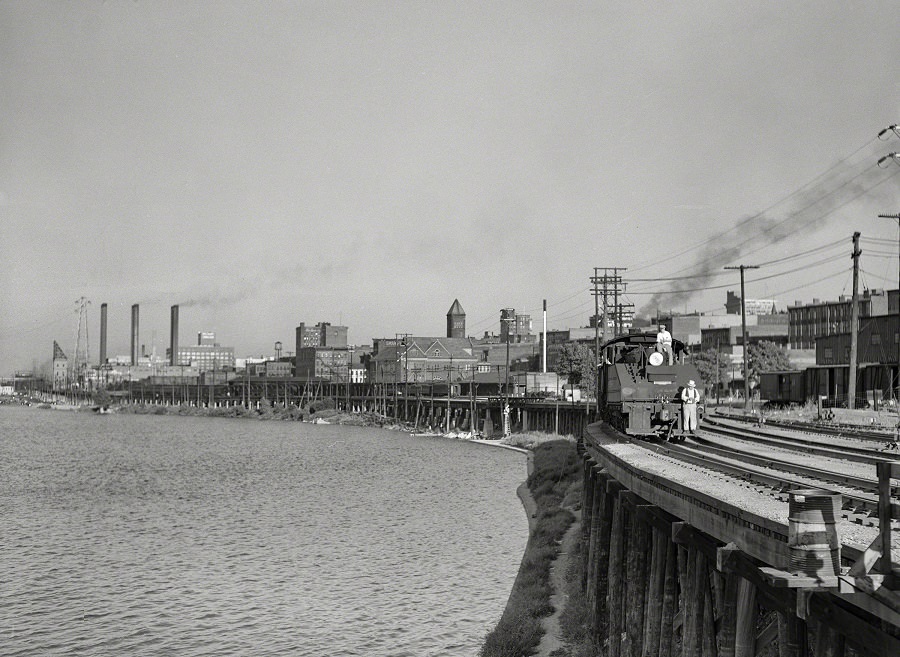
[
  {"x1": 627, "y1": 137, "x2": 880, "y2": 276},
  {"x1": 625, "y1": 256, "x2": 845, "y2": 295}
]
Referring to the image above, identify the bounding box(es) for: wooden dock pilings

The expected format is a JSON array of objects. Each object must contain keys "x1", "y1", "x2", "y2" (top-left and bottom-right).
[{"x1": 578, "y1": 424, "x2": 900, "y2": 657}]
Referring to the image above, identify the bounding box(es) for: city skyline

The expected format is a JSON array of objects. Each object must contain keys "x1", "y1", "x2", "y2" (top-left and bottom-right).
[{"x1": 2, "y1": 2, "x2": 899, "y2": 376}]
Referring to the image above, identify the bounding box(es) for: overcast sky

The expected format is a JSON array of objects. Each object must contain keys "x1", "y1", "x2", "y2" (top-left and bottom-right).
[{"x1": 1, "y1": 1, "x2": 898, "y2": 375}]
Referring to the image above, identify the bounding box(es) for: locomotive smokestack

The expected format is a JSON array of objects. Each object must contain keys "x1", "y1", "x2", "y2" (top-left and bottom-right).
[
  {"x1": 170, "y1": 305, "x2": 179, "y2": 366},
  {"x1": 131, "y1": 304, "x2": 139, "y2": 366},
  {"x1": 99, "y1": 302, "x2": 108, "y2": 366}
]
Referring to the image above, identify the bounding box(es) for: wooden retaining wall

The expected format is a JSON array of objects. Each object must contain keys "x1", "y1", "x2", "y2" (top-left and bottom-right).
[{"x1": 579, "y1": 424, "x2": 900, "y2": 657}]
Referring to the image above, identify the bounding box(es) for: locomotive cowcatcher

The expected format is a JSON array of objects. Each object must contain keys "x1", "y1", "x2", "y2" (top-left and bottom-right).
[{"x1": 598, "y1": 332, "x2": 702, "y2": 441}]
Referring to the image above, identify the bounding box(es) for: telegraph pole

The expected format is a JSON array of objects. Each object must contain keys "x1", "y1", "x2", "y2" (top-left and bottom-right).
[
  {"x1": 591, "y1": 268, "x2": 628, "y2": 400},
  {"x1": 725, "y1": 265, "x2": 759, "y2": 410},
  {"x1": 542, "y1": 299, "x2": 547, "y2": 373},
  {"x1": 879, "y1": 213, "x2": 900, "y2": 403},
  {"x1": 393, "y1": 333, "x2": 410, "y2": 421},
  {"x1": 501, "y1": 309, "x2": 515, "y2": 436},
  {"x1": 849, "y1": 232, "x2": 861, "y2": 409},
  {"x1": 593, "y1": 268, "x2": 601, "y2": 370},
  {"x1": 876, "y1": 126, "x2": 900, "y2": 406}
]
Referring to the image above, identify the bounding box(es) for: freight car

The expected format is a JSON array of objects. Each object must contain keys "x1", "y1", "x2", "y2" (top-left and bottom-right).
[
  {"x1": 598, "y1": 332, "x2": 702, "y2": 440},
  {"x1": 757, "y1": 370, "x2": 806, "y2": 406},
  {"x1": 758, "y1": 363, "x2": 896, "y2": 408}
]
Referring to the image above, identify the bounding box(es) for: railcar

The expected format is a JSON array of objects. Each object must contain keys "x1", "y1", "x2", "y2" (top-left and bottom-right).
[
  {"x1": 758, "y1": 370, "x2": 806, "y2": 406},
  {"x1": 759, "y1": 364, "x2": 897, "y2": 409},
  {"x1": 598, "y1": 333, "x2": 702, "y2": 440}
]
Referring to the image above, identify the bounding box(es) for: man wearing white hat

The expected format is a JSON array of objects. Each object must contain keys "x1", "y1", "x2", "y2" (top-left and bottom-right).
[
  {"x1": 681, "y1": 380, "x2": 701, "y2": 434},
  {"x1": 656, "y1": 323, "x2": 673, "y2": 365}
]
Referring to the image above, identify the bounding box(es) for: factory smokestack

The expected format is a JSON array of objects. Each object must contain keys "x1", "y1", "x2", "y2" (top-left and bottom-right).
[
  {"x1": 131, "y1": 304, "x2": 139, "y2": 366},
  {"x1": 99, "y1": 303, "x2": 108, "y2": 366},
  {"x1": 170, "y1": 305, "x2": 179, "y2": 366}
]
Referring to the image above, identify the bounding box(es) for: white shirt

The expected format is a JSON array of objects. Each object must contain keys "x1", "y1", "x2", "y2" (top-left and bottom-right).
[
  {"x1": 656, "y1": 329, "x2": 672, "y2": 346},
  {"x1": 681, "y1": 387, "x2": 700, "y2": 403}
]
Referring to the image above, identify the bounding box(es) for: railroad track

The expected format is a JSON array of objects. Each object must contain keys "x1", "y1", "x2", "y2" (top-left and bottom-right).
[
  {"x1": 712, "y1": 408, "x2": 899, "y2": 444},
  {"x1": 702, "y1": 416, "x2": 900, "y2": 465},
  {"x1": 626, "y1": 426, "x2": 900, "y2": 533}
]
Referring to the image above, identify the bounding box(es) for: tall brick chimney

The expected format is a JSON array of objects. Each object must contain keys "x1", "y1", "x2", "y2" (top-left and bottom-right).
[
  {"x1": 170, "y1": 305, "x2": 179, "y2": 366},
  {"x1": 131, "y1": 304, "x2": 139, "y2": 365},
  {"x1": 99, "y1": 302, "x2": 108, "y2": 366}
]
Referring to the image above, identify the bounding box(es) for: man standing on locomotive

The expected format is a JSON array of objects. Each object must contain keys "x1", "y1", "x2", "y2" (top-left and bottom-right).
[
  {"x1": 681, "y1": 379, "x2": 701, "y2": 434},
  {"x1": 656, "y1": 323, "x2": 673, "y2": 365}
]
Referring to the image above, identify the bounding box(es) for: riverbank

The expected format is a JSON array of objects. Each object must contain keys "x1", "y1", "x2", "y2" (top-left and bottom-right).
[{"x1": 479, "y1": 436, "x2": 582, "y2": 657}]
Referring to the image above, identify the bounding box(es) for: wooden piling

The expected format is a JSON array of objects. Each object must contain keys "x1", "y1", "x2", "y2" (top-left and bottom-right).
[
  {"x1": 585, "y1": 468, "x2": 605, "y2": 611},
  {"x1": 625, "y1": 507, "x2": 651, "y2": 657},
  {"x1": 595, "y1": 479, "x2": 621, "y2": 644},
  {"x1": 719, "y1": 572, "x2": 739, "y2": 657},
  {"x1": 777, "y1": 610, "x2": 808, "y2": 657},
  {"x1": 607, "y1": 491, "x2": 627, "y2": 657},
  {"x1": 699, "y1": 552, "x2": 717, "y2": 657},
  {"x1": 659, "y1": 537, "x2": 677, "y2": 657},
  {"x1": 814, "y1": 618, "x2": 846, "y2": 657},
  {"x1": 734, "y1": 577, "x2": 757, "y2": 657},
  {"x1": 581, "y1": 458, "x2": 596, "y2": 590},
  {"x1": 644, "y1": 527, "x2": 666, "y2": 657},
  {"x1": 680, "y1": 544, "x2": 700, "y2": 657}
]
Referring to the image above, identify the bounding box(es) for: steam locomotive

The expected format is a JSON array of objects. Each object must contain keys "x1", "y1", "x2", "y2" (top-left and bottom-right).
[{"x1": 598, "y1": 332, "x2": 702, "y2": 440}]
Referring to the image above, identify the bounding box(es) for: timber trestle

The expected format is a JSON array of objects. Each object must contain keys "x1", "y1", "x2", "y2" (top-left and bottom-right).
[{"x1": 579, "y1": 422, "x2": 900, "y2": 657}]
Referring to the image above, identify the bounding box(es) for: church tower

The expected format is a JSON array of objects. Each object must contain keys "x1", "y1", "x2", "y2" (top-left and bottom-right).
[{"x1": 446, "y1": 299, "x2": 466, "y2": 338}]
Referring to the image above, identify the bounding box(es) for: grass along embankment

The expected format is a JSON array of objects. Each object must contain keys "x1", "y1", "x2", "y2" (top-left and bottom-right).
[{"x1": 479, "y1": 435, "x2": 584, "y2": 657}]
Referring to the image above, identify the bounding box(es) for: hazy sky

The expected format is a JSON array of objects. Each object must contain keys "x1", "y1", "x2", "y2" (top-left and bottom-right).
[{"x1": 2, "y1": 1, "x2": 899, "y2": 375}]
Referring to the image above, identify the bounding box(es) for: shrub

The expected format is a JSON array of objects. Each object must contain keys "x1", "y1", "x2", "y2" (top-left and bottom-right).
[
  {"x1": 480, "y1": 439, "x2": 580, "y2": 657},
  {"x1": 308, "y1": 397, "x2": 336, "y2": 414}
]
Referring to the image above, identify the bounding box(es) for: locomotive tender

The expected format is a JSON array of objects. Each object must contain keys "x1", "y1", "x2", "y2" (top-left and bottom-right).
[{"x1": 598, "y1": 332, "x2": 702, "y2": 440}]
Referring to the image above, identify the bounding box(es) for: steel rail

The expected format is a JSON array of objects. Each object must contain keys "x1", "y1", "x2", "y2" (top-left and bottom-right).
[
  {"x1": 702, "y1": 417, "x2": 900, "y2": 465},
  {"x1": 643, "y1": 439, "x2": 899, "y2": 523},
  {"x1": 712, "y1": 408, "x2": 897, "y2": 443}
]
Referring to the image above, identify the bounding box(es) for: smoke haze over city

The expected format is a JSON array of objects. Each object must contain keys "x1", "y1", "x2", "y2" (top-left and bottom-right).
[{"x1": 1, "y1": 2, "x2": 898, "y2": 375}]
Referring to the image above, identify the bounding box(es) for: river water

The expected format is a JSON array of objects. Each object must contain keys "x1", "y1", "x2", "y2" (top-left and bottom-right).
[{"x1": 0, "y1": 406, "x2": 529, "y2": 656}]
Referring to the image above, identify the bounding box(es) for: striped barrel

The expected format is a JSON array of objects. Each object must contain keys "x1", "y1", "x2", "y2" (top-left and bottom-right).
[{"x1": 788, "y1": 488, "x2": 842, "y2": 578}]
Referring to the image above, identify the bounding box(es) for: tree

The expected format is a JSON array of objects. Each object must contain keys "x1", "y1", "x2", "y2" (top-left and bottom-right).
[
  {"x1": 692, "y1": 349, "x2": 729, "y2": 395},
  {"x1": 555, "y1": 343, "x2": 596, "y2": 399},
  {"x1": 745, "y1": 340, "x2": 792, "y2": 386},
  {"x1": 93, "y1": 388, "x2": 113, "y2": 409}
]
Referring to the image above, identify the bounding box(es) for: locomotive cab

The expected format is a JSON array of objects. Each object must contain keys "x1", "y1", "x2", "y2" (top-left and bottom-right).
[{"x1": 598, "y1": 333, "x2": 702, "y2": 440}]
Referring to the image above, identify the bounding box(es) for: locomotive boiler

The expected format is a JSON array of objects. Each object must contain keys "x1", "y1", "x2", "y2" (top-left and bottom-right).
[{"x1": 598, "y1": 332, "x2": 702, "y2": 440}]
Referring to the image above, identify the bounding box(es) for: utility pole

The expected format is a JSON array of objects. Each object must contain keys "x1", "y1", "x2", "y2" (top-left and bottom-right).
[
  {"x1": 876, "y1": 126, "x2": 900, "y2": 407},
  {"x1": 879, "y1": 213, "x2": 900, "y2": 403},
  {"x1": 849, "y1": 232, "x2": 861, "y2": 409},
  {"x1": 591, "y1": 268, "x2": 628, "y2": 404},
  {"x1": 393, "y1": 333, "x2": 410, "y2": 422},
  {"x1": 725, "y1": 265, "x2": 759, "y2": 411},
  {"x1": 715, "y1": 339, "x2": 721, "y2": 406},
  {"x1": 501, "y1": 309, "x2": 515, "y2": 436},
  {"x1": 542, "y1": 299, "x2": 547, "y2": 374},
  {"x1": 593, "y1": 268, "x2": 601, "y2": 365},
  {"x1": 346, "y1": 346, "x2": 355, "y2": 412},
  {"x1": 446, "y1": 357, "x2": 453, "y2": 434}
]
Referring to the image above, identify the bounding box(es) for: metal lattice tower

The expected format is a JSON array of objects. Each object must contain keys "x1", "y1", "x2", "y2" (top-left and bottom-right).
[{"x1": 73, "y1": 297, "x2": 91, "y2": 380}]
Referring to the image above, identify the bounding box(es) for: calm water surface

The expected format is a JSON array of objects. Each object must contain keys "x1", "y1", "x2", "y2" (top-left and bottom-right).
[{"x1": 0, "y1": 406, "x2": 529, "y2": 656}]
